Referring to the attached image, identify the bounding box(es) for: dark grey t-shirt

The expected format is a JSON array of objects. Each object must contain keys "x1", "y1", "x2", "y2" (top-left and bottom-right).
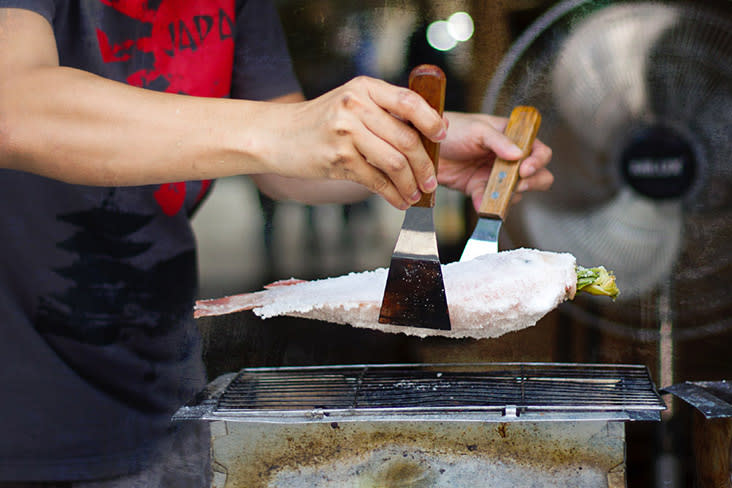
[{"x1": 0, "y1": 0, "x2": 300, "y2": 481}]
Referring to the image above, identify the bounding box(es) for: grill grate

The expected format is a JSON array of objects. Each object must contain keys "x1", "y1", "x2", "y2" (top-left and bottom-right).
[{"x1": 212, "y1": 363, "x2": 665, "y2": 421}]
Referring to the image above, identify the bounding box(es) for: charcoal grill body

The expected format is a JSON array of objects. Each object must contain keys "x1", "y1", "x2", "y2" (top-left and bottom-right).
[
  {"x1": 663, "y1": 381, "x2": 732, "y2": 488},
  {"x1": 175, "y1": 363, "x2": 664, "y2": 487}
]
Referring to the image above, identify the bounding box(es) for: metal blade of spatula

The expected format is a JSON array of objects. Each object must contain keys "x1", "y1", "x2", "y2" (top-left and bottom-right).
[
  {"x1": 379, "y1": 64, "x2": 450, "y2": 331},
  {"x1": 459, "y1": 106, "x2": 541, "y2": 262}
]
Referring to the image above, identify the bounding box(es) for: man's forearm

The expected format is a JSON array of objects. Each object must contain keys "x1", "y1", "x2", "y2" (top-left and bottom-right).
[
  {"x1": 0, "y1": 7, "x2": 451, "y2": 210},
  {"x1": 0, "y1": 66, "x2": 373, "y2": 205},
  {"x1": 0, "y1": 65, "x2": 275, "y2": 185}
]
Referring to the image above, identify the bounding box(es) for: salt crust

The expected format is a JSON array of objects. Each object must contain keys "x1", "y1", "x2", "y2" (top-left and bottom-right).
[{"x1": 195, "y1": 248, "x2": 577, "y2": 339}]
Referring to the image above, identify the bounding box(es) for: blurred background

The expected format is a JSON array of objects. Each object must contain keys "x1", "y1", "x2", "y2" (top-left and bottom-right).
[{"x1": 192, "y1": 1, "x2": 732, "y2": 486}]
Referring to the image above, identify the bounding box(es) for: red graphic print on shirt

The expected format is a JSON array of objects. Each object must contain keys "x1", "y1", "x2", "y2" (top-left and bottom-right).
[
  {"x1": 96, "y1": 0, "x2": 231, "y2": 214},
  {"x1": 153, "y1": 182, "x2": 186, "y2": 216}
]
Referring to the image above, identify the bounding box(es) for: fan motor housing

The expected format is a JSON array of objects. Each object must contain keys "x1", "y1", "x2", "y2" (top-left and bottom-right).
[{"x1": 619, "y1": 125, "x2": 697, "y2": 201}]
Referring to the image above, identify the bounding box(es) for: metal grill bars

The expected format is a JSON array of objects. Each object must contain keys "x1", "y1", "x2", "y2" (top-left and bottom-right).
[{"x1": 215, "y1": 363, "x2": 665, "y2": 419}]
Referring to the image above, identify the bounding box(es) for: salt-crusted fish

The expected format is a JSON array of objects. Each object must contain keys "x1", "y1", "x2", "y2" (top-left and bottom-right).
[{"x1": 194, "y1": 248, "x2": 617, "y2": 339}]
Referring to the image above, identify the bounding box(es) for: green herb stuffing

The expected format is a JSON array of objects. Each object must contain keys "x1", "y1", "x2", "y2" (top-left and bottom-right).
[{"x1": 576, "y1": 265, "x2": 620, "y2": 299}]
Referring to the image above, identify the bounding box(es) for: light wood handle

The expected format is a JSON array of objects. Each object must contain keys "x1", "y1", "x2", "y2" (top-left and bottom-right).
[
  {"x1": 478, "y1": 106, "x2": 541, "y2": 219},
  {"x1": 408, "y1": 64, "x2": 446, "y2": 208}
]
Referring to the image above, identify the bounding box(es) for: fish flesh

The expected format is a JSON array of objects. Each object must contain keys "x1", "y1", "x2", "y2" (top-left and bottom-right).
[{"x1": 194, "y1": 248, "x2": 577, "y2": 339}]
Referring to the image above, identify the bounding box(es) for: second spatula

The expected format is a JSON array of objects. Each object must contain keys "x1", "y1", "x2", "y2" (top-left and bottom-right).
[{"x1": 459, "y1": 106, "x2": 541, "y2": 262}]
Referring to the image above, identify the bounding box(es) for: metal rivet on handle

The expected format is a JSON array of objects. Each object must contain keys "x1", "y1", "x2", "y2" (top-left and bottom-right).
[
  {"x1": 498, "y1": 171, "x2": 507, "y2": 182},
  {"x1": 491, "y1": 191, "x2": 499, "y2": 199}
]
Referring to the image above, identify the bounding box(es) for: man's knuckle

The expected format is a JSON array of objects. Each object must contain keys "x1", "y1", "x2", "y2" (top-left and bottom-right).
[
  {"x1": 350, "y1": 75, "x2": 370, "y2": 86},
  {"x1": 384, "y1": 153, "x2": 407, "y2": 173},
  {"x1": 329, "y1": 117, "x2": 353, "y2": 138},
  {"x1": 333, "y1": 125, "x2": 350, "y2": 138},
  {"x1": 330, "y1": 148, "x2": 353, "y2": 168},
  {"x1": 397, "y1": 89, "x2": 420, "y2": 113},
  {"x1": 338, "y1": 90, "x2": 361, "y2": 111},
  {"x1": 396, "y1": 127, "x2": 420, "y2": 151},
  {"x1": 371, "y1": 175, "x2": 390, "y2": 193}
]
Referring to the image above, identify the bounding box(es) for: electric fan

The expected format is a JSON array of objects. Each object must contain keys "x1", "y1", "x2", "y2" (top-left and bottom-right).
[{"x1": 483, "y1": 0, "x2": 732, "y2": 366}]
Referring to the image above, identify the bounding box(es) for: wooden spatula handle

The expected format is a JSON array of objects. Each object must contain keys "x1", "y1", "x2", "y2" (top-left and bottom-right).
[
  {"x1": 408, "y1": 64, "x2": 446, "y2": 208},
  {"x1": 478, "y1": 106, "x2": 541, "y2": 219}
]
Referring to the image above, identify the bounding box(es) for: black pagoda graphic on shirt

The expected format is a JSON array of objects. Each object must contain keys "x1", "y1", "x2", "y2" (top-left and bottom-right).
[
  {"x1": 35, "y1": 189, "x2": 198, "y2": 411},
  {"x1": 36, "y1": 189, "x2": 195, "y2": 346}
]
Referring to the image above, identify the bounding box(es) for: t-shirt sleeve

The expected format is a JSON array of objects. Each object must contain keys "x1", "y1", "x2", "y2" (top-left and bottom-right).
[
  {"x1": 0, "y1": 0, "x2": 54, "y2": 23},
  {"x1": 231, "y1": 0, "x2": 302, "y2": 101}
]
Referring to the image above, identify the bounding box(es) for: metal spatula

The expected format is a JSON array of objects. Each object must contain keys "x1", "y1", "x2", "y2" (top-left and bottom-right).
[
  {"x1": 460, "y1": 106, "x2": 541, "y2": 262},
  {"x1": 378, "y1": 64, "x2": 450, "y2": 331}
]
